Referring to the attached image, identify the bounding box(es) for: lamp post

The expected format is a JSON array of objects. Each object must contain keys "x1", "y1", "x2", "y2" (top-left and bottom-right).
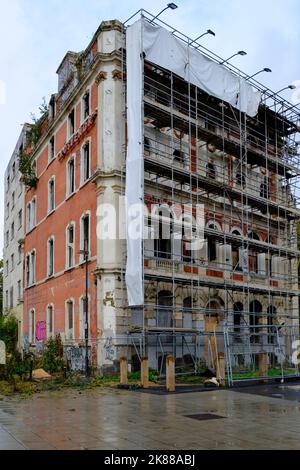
[
  {"x1": 247, "y1": 67, "x2": 272, "y2": 81},
  {"x1": 150, "y1": 3, "x2": 178, "y2": 23},
  {"x1": 79, "y1": 244, "x2": 90, "y2": 377},
  {"x1": 263, "y1": 85, "x2": 296, "y2": 101},
  {"x1": 190, "y1": 29, "x2": 215, "y2": 47},
  {"x1": 220, "y1": 50, "x2": 247, "y2": 65}
]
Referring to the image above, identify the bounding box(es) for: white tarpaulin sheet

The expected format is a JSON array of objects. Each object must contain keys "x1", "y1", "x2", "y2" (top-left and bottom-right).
[
  {"x1": 142, "y1": 19, "x2": 261, "y2": 117},
  {"x1": 126, "y1": 19, "x2": 144, "y2": 306},
  {"x1": 125, "y1": 18, "x2": 261, "y2": 306}
]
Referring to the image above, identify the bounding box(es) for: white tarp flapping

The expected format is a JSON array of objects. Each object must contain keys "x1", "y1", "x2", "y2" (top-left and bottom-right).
[
  {"x1": 125, "y1": 19, "x2": 144, "y2": 306},
  {"x1": 125, "y1": 18, "x2": 261, "y2": 306},
  {"x1": 143, "y1": 19, "x2": 261, "y2": 117}
]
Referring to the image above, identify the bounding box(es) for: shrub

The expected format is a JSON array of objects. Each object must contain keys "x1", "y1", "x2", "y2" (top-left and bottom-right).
[{"x1": 41, "y1": 335, "x2": 65, "y2": 373}]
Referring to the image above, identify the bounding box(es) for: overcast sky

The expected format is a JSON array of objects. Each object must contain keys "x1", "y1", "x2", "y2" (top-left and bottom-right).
[{"x1": 0, "y1": 0, "x2": 300, "y2": 254}]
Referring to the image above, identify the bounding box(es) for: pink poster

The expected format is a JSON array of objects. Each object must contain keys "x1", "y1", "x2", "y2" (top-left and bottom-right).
[{"x1": 36, "y1": 321, "x2": 46, "y2": 341}]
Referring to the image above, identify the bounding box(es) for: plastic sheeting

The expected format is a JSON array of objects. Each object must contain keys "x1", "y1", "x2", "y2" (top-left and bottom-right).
[
  {"x1": 125, "y1": 18, "x2": 261, "y2": 306},
  {"x1": 125, "y1": 19, "x2": 144, "y2": 306},
  {"x1": 143, "y1": 19, "x2": 261, "y2": 117}
]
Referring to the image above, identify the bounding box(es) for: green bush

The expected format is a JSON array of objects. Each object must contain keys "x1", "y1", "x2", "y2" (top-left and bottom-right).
[
  {"x1": 41, "y1": 335, "x2": 65, "y2": 373},
  {"x1": 0, "y1": 315, "x2": 18, "y2": 354}
]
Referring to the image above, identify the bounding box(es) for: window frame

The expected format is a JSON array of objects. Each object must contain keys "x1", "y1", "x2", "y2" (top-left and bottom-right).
[
  {"x1": 65, "y1": 299, "x2": 75, "y2": 341},
  {"x1": 80, "y1": 139, "x2": 91, "y2": 185},
  {"x1": 66, "y1": 222, "x2": 76, "y2": 269},
  {"x1": 66, "y1": 155, "x2": 76, "y2": 197}
]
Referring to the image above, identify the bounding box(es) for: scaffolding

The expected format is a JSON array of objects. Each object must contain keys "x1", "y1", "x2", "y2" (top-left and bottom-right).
[{"x1": 121, "y1": 10, "x2": 300, "y2": 385}]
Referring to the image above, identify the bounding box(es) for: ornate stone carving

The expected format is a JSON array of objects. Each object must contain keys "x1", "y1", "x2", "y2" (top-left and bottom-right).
[
  {"x1": 112, "y1": 69, "x2": 122, "y2": 81},
  {"x1": 95, "y1": 71, "x2": 108, "y2": 84}
]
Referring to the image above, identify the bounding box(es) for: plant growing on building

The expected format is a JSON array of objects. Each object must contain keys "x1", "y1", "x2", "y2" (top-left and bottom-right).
[
  {"x1": 19, "y1": 150, "x2": 38, "y2": 188},
  {"x1": 18, "y1": 98, "x2": 49, "y2": 188}
]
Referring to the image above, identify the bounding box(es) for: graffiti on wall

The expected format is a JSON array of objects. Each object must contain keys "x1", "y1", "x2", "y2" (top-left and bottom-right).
[
  {"x1": 104, "y1": 336, "x2": 115, "y2": 362},
  {"x1": 65, "y1": 346, "x2": 90, "y2": 372}
]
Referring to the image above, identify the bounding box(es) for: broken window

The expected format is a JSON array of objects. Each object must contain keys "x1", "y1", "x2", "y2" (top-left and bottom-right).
[
  {"x1": 49, "y1": 136, "x2": 55, "y2": 161},
  {"x1": 82, "y1": 91, "x2": 90, "y2": 120},
  {"x1": 68, "y1": 109, "x2": 75, "y2": 138}
]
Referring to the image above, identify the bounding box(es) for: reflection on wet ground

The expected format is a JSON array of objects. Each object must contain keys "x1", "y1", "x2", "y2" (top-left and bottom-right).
[{"x1": 0, "y1": 383, "x2": 300, "y2": 449}]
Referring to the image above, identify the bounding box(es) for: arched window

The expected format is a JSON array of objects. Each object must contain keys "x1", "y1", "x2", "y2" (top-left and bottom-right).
[
  {"x1": 48, "y1": 177, "x2": 55, "y2": 213},
  {"x1": 80, "y1": 295, "x2": 90, "y2": 340},
  {"x1": 66, "y1": 156, "x2": 75, "y2": 196},
  {"x1": 81, "y1": 140, "x2": 91, "y2": 184},
  {"x1": 80, "y1": 212, "x2": 91, "y2": 261},
  {"x1": 46, "y1": 305, "x2": 54, "y2": 339},
  {"x1": 47, "y1": 237, "x2": 55, "y2": 277},
  {"x1": 66, "y1": 223, "x2": 75, "y2": 269},
  {"x1": 29, "y1": 309, "x2": 35, "y2": 344},
  {"x1": 65, "y1": 299, "x2": 75, "y2": 341}
]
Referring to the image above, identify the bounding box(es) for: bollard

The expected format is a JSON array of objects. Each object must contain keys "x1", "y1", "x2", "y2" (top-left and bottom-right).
[
  {"x1": 259, "y1": 352, "x2": 268, "y2": 380},
  {"x1": 120, "y1": 357, "x2": 128, "y2": 385},
  {"x1": 141, "y1": 357, "x2": 149, "y2": 389},
  {"x1": 166, "y1": 355, "x2": 175, "y2": 392},
  {"x1": 217, "y1": 352, "x2": 226, "y2": 386}
]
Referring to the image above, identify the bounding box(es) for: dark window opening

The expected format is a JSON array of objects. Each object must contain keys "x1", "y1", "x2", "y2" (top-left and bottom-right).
[
  {"x1": 83, "y1": 92, "x2": 90, "y2": 120},
  {"x1": 68, "y1": 109, "x2": 75, "y2": 137},
  {"x1": 173, "y1": 149, "x2": 185, "y2": 163},
  {"x1": 207, "y1": 162, "x2": 216, "y2": 179}
]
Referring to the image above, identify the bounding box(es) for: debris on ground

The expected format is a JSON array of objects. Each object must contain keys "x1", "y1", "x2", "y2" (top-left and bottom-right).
[{"x1": 32, "y1": 369, "x2": 52, "y2": 380}]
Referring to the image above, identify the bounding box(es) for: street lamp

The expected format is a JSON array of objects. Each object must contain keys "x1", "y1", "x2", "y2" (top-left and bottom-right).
[
  {"x1": 79, "y1": 244, "x2": 90, "y2": 377},
  {"x1": 220, "y1": 50, "x2": 247, "y2": 65},
  {"x1": 150, "y1": 3, "x2": 178, "y2": 23},
  {"x1": 190, "y1": 29, "x2": 216, "y2": 47},
  {"x1": 263, "y1": 85, "x2": 296, "y2": 101},
  {"x1": 247, "y1": 67, "x2": 272, "y2": 80}
]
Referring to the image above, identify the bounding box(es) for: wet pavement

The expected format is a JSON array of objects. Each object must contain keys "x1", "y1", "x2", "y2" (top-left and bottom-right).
[{"x1": 1, "y1": 383, "x2": 300, "y2": 450}]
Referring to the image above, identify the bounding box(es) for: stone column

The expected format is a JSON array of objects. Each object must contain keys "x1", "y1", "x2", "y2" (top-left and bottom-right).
[
  {"x1": 166, "y1": 355, "x2": 175, "y2": 392},
  {"x1": 217, "y1": 352, "x2": 226, "y2": 386},
  {"x1": 259, "y1": 352, "x2": 268, "y2": 379},
  {"x1": 141, "y1": 357, "x2": 149, "y2": 389},
  {"x1": 120, "y1": 357, "x2": 128, "y2": 385}
]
